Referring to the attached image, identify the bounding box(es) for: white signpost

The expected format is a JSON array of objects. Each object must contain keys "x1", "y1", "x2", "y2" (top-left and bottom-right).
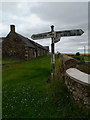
[
  {"x1": 31, "y1": 29, "x2": 84, "y2": 40},
  {"x1": 31, "y1": 25, "x2": 84, "y2": 81},
  {"x1": 31, "y1": 32, "x2": 51, "y2": 40}
]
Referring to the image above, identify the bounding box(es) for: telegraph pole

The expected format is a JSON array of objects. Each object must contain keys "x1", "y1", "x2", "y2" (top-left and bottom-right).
[
  {"x1": 51, "y1": 25, "x2": 55, "y2": 81},
  {"x1": 84, "y1": 46, "x2": 86, "y2": 56}
]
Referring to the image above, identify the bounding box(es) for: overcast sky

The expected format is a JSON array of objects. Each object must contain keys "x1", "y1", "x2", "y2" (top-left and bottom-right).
[{"x1": 0, "y1": 2, "x2": 89, "y2": 53}]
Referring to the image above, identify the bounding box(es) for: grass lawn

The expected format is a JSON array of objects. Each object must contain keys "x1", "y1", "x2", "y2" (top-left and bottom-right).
[{"x1": 2, "y1": 55, "x2": 89, "y2": 118}]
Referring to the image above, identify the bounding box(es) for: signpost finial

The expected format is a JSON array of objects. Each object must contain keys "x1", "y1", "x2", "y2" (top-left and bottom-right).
[{"x1": 51, "y1": 25, "x2": 54, "y2": 32}]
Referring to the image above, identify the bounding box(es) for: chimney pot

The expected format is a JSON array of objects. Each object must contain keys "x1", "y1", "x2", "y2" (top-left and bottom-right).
[{"x1": 10, "y1": 25, "x2": 15, "y2": 32}]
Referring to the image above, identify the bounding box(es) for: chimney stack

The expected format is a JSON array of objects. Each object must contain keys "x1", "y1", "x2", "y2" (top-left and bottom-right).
[{"x1": 10, "y1": 25, "x2": 15, "y2": 32}]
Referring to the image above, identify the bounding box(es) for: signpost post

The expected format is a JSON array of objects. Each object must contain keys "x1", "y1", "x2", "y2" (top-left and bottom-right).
[
  {"x1": 31, "y1": 26, "x2": 84, "y2": 81},
  {"x1": 51, "y1": 25, "x2": 55, "y2": 81}
]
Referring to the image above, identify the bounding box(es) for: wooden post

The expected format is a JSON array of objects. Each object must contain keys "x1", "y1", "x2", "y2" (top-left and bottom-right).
[{"x1": 51, "y1": 25, "x2": 55, "y2": 81}]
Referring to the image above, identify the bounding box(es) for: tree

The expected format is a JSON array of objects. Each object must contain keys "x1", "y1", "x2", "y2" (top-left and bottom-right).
[{"x1": 76, "y1": 52, "x2": 80, "y2": 56}]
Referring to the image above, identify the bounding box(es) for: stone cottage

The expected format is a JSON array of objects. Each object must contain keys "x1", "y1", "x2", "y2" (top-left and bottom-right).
[
  {"x1": 30, "y1": 40, "x2": 49, "y2": 57},
  {"x1": 2, "y1": 25, "x2": 49, "y2": 59}
]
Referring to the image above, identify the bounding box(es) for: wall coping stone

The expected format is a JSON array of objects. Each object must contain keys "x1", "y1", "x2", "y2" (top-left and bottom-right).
[{"x1": 66, "y1": 68, "x2": 90, "y2": 86}]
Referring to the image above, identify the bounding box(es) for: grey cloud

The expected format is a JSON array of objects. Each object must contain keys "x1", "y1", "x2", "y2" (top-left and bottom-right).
[
  {"x1": 31, "y1": 2, "x2": 88, "y2": 25},
  {"x1": 2, "y1": 2, "x2": 31, "y2": 17}
]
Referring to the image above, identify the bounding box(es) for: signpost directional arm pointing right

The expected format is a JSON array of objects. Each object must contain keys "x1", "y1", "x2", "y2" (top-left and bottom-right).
[{"x1": 56, "y1": 29, "x2": 84, "y2": 37}]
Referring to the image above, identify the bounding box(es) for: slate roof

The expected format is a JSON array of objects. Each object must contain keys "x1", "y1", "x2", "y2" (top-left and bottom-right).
[
  {"x1": 30, "y1": 40, "x2": 48, "y2": 50},
  {"x1": 17, "y1": 34, "x2": 48, "y2": 50},
  {"x1": 44, "y1": 46, "x2": 49, "y2": 51},
  {"x1": 16, "y1": 33, "x2": 35, "y2": 49}
]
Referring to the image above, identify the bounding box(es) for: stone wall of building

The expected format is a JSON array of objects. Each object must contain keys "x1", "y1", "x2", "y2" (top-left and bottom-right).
[
  {"x1": 2, "y1": 35, "x2": 26, "y2": 59},
  {"x1": 28, "y1": 48, "x2": 35, "y2": 59}
]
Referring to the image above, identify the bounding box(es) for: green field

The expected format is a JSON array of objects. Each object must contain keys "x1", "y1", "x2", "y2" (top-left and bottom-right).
[
  {"x1": 69, "y1": 55, "x2": 90, "y2": 74},
  {"x1": 2, "y1": 55, "x2": 89, "y2": 118},
  {"x1": 69, "y1": 54, "x2": 90, "y2": 61}
]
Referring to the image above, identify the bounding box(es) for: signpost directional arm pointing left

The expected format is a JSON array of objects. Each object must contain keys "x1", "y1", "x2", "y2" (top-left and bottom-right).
[{"x1": 31, "y1": 32, "x2": 51, "y2": 40}]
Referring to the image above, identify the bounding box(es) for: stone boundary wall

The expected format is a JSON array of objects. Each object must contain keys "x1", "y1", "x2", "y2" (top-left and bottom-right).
[
  {"x1": 62, "y1": 55, "x2": 90, "y2": 109},
  {"x1": 63, "y1": 55, "x2": 80, "y2": 70},
  {"x1": 65, "y1": 72, "x2": 90, "y2": 108}
]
